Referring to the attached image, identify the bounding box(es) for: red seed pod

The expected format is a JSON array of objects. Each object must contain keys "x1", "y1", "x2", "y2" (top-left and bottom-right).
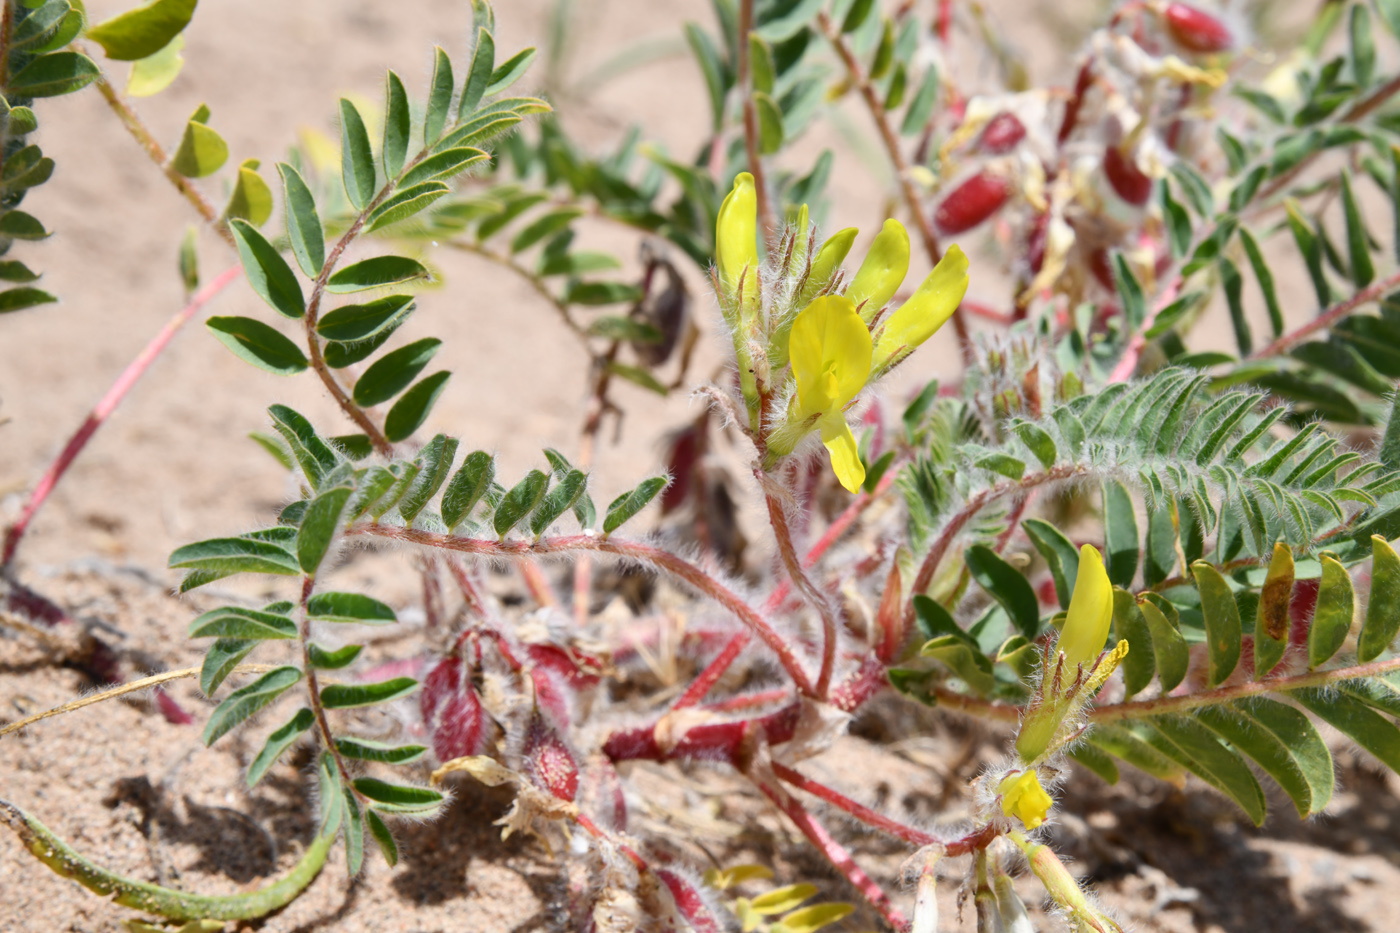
[
  {"x1": 523, "y1": 708, "x2": 580, "y2": 801},
  {"x1": 421, "y1": 656, "x2": 492, "y2": 762},
  {"x1": 1025, "y1": 211, "x2": 1050, "y2": 274},
  {"x1": 530, "y1": 664, "x2": 574, "y2": 730},
  {"x1": 977, "y1": 112, "x2": 1027, "y2": 154},
  {"x1": 934, "y1": 171, "x2": 1012, "y2": 235},
  {"x1": 1102, "y1": 145, "x2": 1152, "y2": 206},
  {"x1": 660, "y1": 422, "x2": 704, "y2": 515},
  {"x1": 527, "y1": 642, "x2": 603, "y2": 691},
  {"x1": 656, "y1": 870, "x2": 724, "y2": 933},
  {"x1": 1163, "y1": 3, "x2": 1233, "y2": 53}
]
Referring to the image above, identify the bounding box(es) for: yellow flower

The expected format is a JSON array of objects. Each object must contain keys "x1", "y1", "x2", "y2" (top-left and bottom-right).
[
  {"x1": 716, "y1": 172, "x2": 760, "y2": 323},
  {"x1": 847, "y1": 218, "x2": 910, "y2": 321},
  {"x1": 795, "y1": 226, "x2": 858, "y2": 308},
  {"x1": 873, "y1": 245, "x2": 970, "y2": 372},
  {"x1": 999, "y1": 769, "x2": 1052, "y2": 830},
  {"x1": 789, "y1": 295, "x2": 872, "y2": 493},
  {"x1": 1057, "y1": 544, "x2": 1113, "y2": 671}
]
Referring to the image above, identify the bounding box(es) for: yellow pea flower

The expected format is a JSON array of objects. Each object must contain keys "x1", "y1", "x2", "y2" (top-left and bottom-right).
[
  {"x1": 872, "y1": 245, "x2": 970, "y2": 372},
  {"x1": 999, "y1": 769, "x2": 1052, "y2": 830},
  {"x1": 789, "y1": 295, "x2": 872, "y2": 493},
  {"x1": 795, "y1": 226, "x2": 858, "y2": 308},
  {"x1": 1057, "y1": 544, "x2": 1113, "y2": 671},
  {"x1": 716, "y1": 172, "x2": 760, "y2": 324},
  {"x1": 847, "y1": 218, "x2": 910, "y2": 321}
]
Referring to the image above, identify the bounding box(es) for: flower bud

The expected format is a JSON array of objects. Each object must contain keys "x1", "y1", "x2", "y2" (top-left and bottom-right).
[
  {"x1": 978, "y1": 112, "x2": 1027, "y2": 153},
  {"x1": 934, "y1": 171, "x2": 1011, "y2": 235},
  {"x1": 716, "y1": 172, "x2": 760, "y2": 323},
  {"x1": 1102, "y1": 145, "x2": 1152, "y2": 206},
  {"x1": 847, "y1": 218, "x2": 910, "y2": 321},
  {"x1": 1164, "y1": 3, "x2": 1234, "y2": 53},
  {"x1": 872, "y1": 244, "x2": 969, "y2": 372},
  {"x1": 999, "y1": 768, "x2": 1052, "y2": 830},
  {"x1": 796, "y1": 226, "x2": 859, "y2": 308},
  {"x1": 1058, "y1": 544, "x2": 1113, "y2": 671}
]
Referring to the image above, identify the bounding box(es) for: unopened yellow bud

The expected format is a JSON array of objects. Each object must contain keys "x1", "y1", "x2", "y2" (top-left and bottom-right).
[
  {"x1": 847, "y1": 218, "x2": 910, "y2": 321},
  {"x1": 999, "y1": 769, "x2": 1052, "y2": 830},
  {"x1": 1058, "y1": 544, "x2": 1113, "y2": 671},
  {"x1": 716, "y1": 172, "x2": 760, "y2": 322},
  {"x1": 872, "y1": 244, "x2": 969, "y2": 371}
]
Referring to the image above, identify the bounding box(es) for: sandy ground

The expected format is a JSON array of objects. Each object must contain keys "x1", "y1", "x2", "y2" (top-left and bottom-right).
[{"x1": 3, "y1": 1, "x2": 1399, "y2": 931}]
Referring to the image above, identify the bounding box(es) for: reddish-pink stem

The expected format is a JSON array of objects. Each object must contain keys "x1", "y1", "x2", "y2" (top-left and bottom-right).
[
  {"x1": 764, "y1": 487, "x2": 843, "y2": 698},
  {"x1": 2, "y1": 265, "x2": 243, "y2": 567},
  {"x1": 754, "y1": 777, "x2": 908, "y2": 930},
  {"x1": 772, "y1": 761, "x2": 937, "y2": 847},
  {"x1": 348, "y1": 523, "x2": 815, "y2": 696},
  {"x1": 672, "y1": 632, "x2": 751, "y2": 710},
  {"x1": 1248, "y1": 267, "x2": 1400, "y2": 360}
]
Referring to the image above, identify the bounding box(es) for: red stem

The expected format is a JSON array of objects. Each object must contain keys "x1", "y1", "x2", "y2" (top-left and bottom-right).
[
  {"x1": 672, "y1": 631, "x2": 751, "y2": 710},
  {"x1": 348, "y1": 523, "x2": 815, "y2": 696},
  {"x1": 754, "y1": 777, "x2": 908, "y2": 930},
  {"x1": 764, "y1": 486, "x2": 843, "y2": 698},
  {"x1": 772, "y1": 761, "x2": 936, "y2": 847},
  {"x1": 2, "y1": 265, "x2": 243, "y2": 567}
]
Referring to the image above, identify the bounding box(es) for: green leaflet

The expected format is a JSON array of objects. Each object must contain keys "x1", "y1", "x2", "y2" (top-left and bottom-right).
[
  {"x1": 188, "y1": 606, "x2": 296, "y2": 640},
  {"x1": 86, "y1": 0, "x2": 195, "y2": 61},
  {"x1": 1147, "y1": 716, "x2": 1266, "y2": 826},
  {"x1": 442, "y1": 450, "x2": 496, "y2": 529},
  {"x1": 199, "y1": 638, "x2": 256, "y2": 695},
  {"x1": 336, "y1": 737, "x2": 427, "y2": 764},
  {"x1": 1359, "y1": 536, "x2": 1400, "y2": 661},
  {"x1": 1197, "y1": 699, "x2": 1334, "y2": 818},
  {"x1": 1308, "y1": 554, "x2": 1353, "y2": 668},
  {"x1": 306, "y1": 592, "x2": 397, "y2": 625},
  {"x1": 320, "y1": 677, "x2": 419, "y2": 709},
  {"x1": 1295, "y1": 688, "x2": 1400, "y2": 773},
  {"x1": 203, "y1": 666, "x2": 302, "y2": 746},
  {"x1": 1137, "y1": 595, "x2": 1188, "y2": 693},
  {"x1": 352, "y1": 778, "x2": 445, "y2": 815},
  {"x1": 297, "y1": 486, "x2": 352, "y2": 574},
  {"x1": 1191, "y1": 561, "x2": 1241, "y2": 686},
  {"x1": 385, "y1": 372, "x2": 452, "y2": 442},
  {"x1": 206, "y1": 316, "x2": 307, "y2": 375},
  {"x1": 1023, "y1": 518, "x2": 1079, "y2": 610},
  {"x1": 229, "y1": 220, "x2": 304, "y2": 319},
  {"x1": 603, "y1": 476, "x2": 668, "y2": 536},
  {"x1": 246, "y1": 708, "x2": 315, "y2": 787},
  {"x1": 169, "y1": 536, "x2": 299, "y2": 577},
  {"x1": 0, "y1": 800, "x2": 331, "y2": 922},
  {"x1": 339, "y1": 98, "x2": 376, "y2": 211},
  {"x1": 277, "y1": 163, "x2": 325, "y2": 277},
  {"x1": 1103, "y1": 480, "x2": 1140, "y2": 588},
  {"x1": 1112, "y1": 588, "x2": 1155, "y2": 698},
  {"x1": 964, "y1": 544, "x2": 1040, "y2": 640}
]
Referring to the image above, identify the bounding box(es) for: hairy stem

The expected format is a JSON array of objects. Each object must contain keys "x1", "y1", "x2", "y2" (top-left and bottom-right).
[
  {"x1": 1248, "y1": 266, "x2": 1400, "y2": 360},
  {"x1": 817, "y1": 11, "x2": 971, "y2": 355},
  {"x1": 348, "y1": 523, "x2": 816, "y2": 695},
  {"x1": 762, "y1": 482, "x2": 844, "y2": 698},
  {"x1": 90, "y1": 68, "x2": 235, "y2": 249},
  {"x1": 297, "y1": 576, "x2": 355, "y2": 788},
  {"x1": 448, "y1": 239, "x2": 588, "y2": 341},
  {"x1": 1, "y1": 266, "x2": 243, "y2": 567}
]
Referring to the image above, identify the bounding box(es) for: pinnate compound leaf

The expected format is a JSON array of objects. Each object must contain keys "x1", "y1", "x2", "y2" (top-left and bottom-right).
[
  {"x1": 171, "y1": 106, "x2": 227, "y2": 177},
  {"x1": 1148, "y1": 716, "x2": 1266, "y2": 825},
  {"x1": 316, "y1": 295, "x2": 414, "y2": 343},
  {"x1": 169, "y1": 536, "x2": 299, "y2": 576},
  {"x1": 306, "y1": 592, "x2": 397, "y2": 625},
  {"x1": 297, "y1": 486, "x2": 352, "y2": 574},
  {"x1": 965, "y1": 544, "x2": 1040, "y2": 640},
  {"x1": 229, "y1": 220, "x2": 304, "y2": 318},
  {"x1": 1360, "y1": 535, "x2": 1400, "y2": 661},
  {"x1": 199, "y1": 638, "x2": 256, "y2": 695},
  {"x1": 352, "y1": 777, "x2": 444, "y2": 815},
  {"x1": 188, "y1": 606, "x2": 296, "y2": 640},
  {"x1": 246, "y1": 708, "x2": 315, "y2": 787},
  {"x1": 366, "y1": 810, "x2": 398, "y2": 867},
  {"x1": 1308, "y1": 554, "x2": 1353, "y2": 668},
  {"x1": 321, "y1": 677, "x2": 419, "y2": 709},
  {"x1": 307, "y1": 642, "x2": 363, "y2": 669},
  {"x1": 353, "y1": 338, "x2": 442, "y2": 406},
  {"x1": 326, "y1": 256, "x2": 430, "y2": 293},
  {"x1": 206, "y1": 316, "x2": 307, "y2": 375},
  {"x1": 442, "y1": 451, "x2": 495, "y2": 529},
  {"x1": 494, "y1": 470, "x2": 549, "y2": 537},
  {"x1": 277, "y1": 163, "x2": 325, "y2": 277},
  {"x1": 86, "y1": 0, "x2": 195, "y2": 61},
  {"x1": 335, "y1": 737, "x2": 426, "y2": 764},
  {"x1": 603, "y1": 476, "x2": 667, "y2": 536},
  {"x1": 202, "y1": 666, "x2": 301, "y2": 746},
  {"x1": 385, "y1": 371, "x2": 452, "y2": 442},
  {"x1": 1198, "y1": 699, "x2": 1334, "y2": 818},
  {"x1": 1191, "y1": 561, "x2": 1241, "y2": 686},
  {"x1": 8, "y1": 51, "x2": 98, "y2": 96}
]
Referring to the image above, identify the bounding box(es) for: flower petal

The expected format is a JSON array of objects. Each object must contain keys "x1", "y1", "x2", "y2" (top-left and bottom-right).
[
  {"x1": 795, "y1": 226, "x2": 858, "y2": 307},
  {"x1": 788, "y1": 295, "x2": 872, "y2": 421},
  {"x1": 873, "y1": 244, "x2": 969, "y2": 371},
  {"x1": 1058, "y1": 543, "x2": 1113, "y2": 670},
  {"x1": 847, "y1": 218, "x2": 910, "y2": 321},
  {"x1": 820, "y1": 415, "x2": 865, "y2": 493},
  {"x1": 716, "y1": 172, "x2": 759, "y2": 314}
]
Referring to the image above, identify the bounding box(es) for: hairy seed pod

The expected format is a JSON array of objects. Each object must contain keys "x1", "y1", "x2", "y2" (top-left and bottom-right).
[
  {"x1": 421, "y1": 656, "x2": 492, "y2": 762},
  {"x1": 523, "y1": 708, "x2": 580, "y2": 801},
  {"x1": 1164, "y1": 3, "x2": 1233, "y2": 53},
  {"x1": 1102, "y1": 145, "x2": 1152, "y2": 206},
  {"x1": 934, "y1": 171, "x2": 1012, "y2": 235},
  {"x1": 656, "y1": 870, "x2": 724, "y2": 933},
  {"x1": 978, "y1": 112, "x2": 1027, "y2": 153}
]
